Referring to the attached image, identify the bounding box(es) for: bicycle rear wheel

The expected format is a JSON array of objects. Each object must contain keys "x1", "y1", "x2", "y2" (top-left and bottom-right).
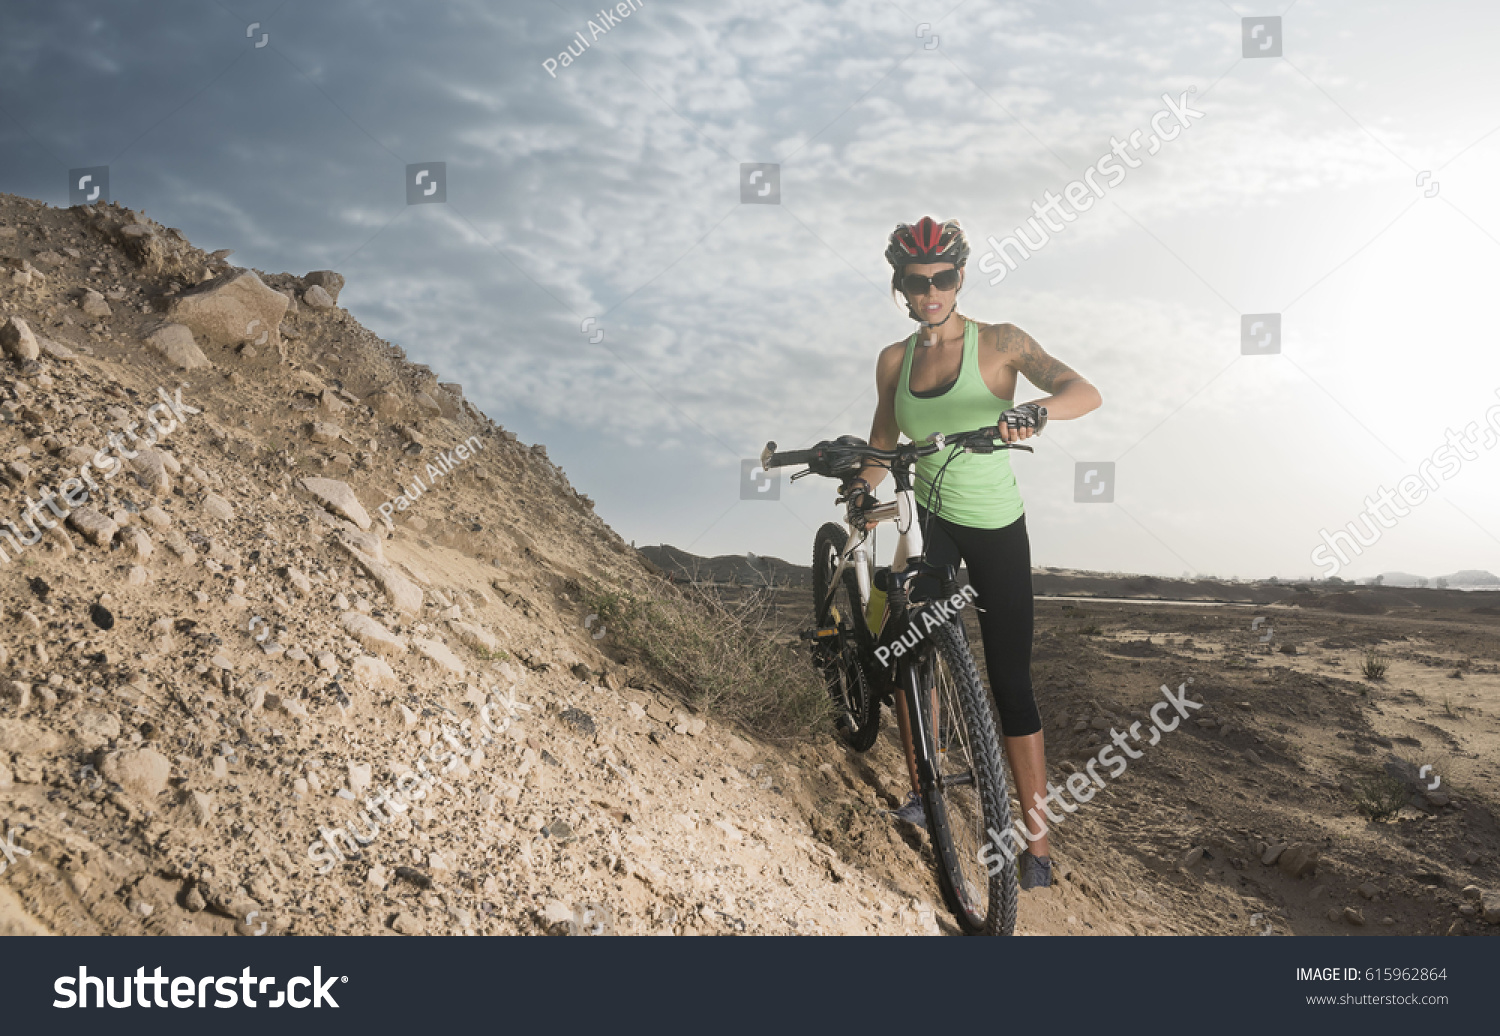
[
  {"x1": 913, "y1": 619, "x2": 1018, "y2": 936},
  {"x1": 811, "y1": 523, "x2": 880, "y2": 751}
]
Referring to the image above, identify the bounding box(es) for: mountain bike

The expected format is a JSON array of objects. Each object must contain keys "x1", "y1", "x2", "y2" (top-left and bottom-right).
[{"x1": 760, "y1": 420, "x2": 1037, "y2": 936}]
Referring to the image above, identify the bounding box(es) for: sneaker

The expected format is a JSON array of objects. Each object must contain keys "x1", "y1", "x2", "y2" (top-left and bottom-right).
[
  {"x1": 890, "y1": 791, "x2": 927, "y2": 830},
  {"x1": 1019, "y1": 851, "x2": 1052, "y2": 890}
]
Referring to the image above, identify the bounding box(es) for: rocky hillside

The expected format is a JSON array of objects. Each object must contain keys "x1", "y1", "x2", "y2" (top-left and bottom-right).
[{"x1": 0, "y1": 193, "x2": 967, "y2": 936}]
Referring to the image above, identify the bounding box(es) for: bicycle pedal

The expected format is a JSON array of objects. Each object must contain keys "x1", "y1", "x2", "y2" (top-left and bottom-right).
[{"x1": 801, "y1": 625, "x2": 840, "y2": 641}]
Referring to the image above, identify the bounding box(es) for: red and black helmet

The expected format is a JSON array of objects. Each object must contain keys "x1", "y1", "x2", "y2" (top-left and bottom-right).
[{"x1": 885, "y1": 216, "x2": 969, "y2": 268}]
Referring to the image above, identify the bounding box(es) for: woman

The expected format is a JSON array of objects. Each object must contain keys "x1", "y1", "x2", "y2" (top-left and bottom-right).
[{"x1": 849, "y1": 216, "x2": 1102, "y2": 891}]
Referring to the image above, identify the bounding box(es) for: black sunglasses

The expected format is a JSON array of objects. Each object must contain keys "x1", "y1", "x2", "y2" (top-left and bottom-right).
[{"x1": 901, "y1": 268, "x2": 961, "y2": 294}]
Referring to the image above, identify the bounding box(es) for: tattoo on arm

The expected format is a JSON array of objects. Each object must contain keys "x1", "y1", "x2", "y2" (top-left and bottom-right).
[{"x1": 1005, "y1": 325, "x2": 1076, "y2": 393}]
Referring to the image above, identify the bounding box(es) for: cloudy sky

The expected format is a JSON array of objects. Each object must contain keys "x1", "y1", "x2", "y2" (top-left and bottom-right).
[{"x1": 3, "y1": 0, "x2": 1499, "y2": 582}]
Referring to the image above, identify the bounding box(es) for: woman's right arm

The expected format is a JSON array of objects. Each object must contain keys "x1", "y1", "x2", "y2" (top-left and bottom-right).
[{"x1": 856, "y1": 342, "x2": 905, "y2": 495}]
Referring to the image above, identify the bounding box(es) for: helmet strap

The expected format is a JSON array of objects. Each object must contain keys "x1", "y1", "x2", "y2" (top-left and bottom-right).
[{"x1": 916, "y1": 307, "x2": 955, "y2": 346}]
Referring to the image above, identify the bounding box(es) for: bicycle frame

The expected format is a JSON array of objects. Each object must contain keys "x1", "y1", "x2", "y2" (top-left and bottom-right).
[
  {"x1": 816, "y1": 459, "x2": 951, "y2": 785},
  {"x1": 817, "y1": 462, "x2": 923, "y2": 631}
]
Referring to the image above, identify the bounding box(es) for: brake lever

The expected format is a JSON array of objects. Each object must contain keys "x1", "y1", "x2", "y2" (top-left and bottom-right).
[{"x1": 963, "y1": 440, "x2": 1035, "y2": 454}]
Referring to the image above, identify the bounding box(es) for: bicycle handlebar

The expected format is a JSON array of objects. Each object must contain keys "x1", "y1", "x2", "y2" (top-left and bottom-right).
[{"x1": 761, "y1": 424, "x2": 1033, "y2": 479}]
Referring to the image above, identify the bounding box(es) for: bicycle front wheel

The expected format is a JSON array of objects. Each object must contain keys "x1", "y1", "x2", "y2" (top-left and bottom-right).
[
  {"x1": 914, "y1": 619, "x2": 1018, "y2": 936},
  {"x1": 811, "y1": 523, "x2": 880, "y2": 751}
]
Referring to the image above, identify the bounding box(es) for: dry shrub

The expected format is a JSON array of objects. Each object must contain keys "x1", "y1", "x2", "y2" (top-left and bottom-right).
[
  {"x1": 1351, "y1": 771, "x2": 1408, "y2": 822},
  {"x1": 583, "y1": 579, "x2": 829, "y2": 740}
]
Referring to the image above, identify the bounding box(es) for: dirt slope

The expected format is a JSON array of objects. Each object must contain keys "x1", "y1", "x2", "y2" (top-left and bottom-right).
[{"x1": 0, "y1": 193, "x2": 997, "y2": 936}]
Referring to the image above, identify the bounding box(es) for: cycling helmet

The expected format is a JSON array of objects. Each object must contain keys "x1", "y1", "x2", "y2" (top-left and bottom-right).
[{"x1": 885, "y1": 217, "x2": 969, "y2": 269}]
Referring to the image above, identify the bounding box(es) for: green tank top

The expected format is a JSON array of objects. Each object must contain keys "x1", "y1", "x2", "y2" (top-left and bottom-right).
[{"x1": 893, "y1": 318, "x2": 1025, "y2": 530}]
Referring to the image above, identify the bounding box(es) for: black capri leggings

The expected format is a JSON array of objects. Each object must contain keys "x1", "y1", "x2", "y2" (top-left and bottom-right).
[{"x1": 911, "y1": 507, "x2": 1041, "y2": 737}]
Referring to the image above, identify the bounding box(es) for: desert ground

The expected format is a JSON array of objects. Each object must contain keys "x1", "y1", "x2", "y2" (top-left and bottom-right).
[{"x1": 701, "y1": 574, "x2": 1500, "y2": 935}]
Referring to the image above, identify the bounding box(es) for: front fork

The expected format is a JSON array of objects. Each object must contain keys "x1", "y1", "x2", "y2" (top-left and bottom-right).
[
  {"x1": 850, "y1": 535, "x2": 873, "y2": 612},
  {"x1": 892, "y1": 634, "x2": 942, "y2": 801}
]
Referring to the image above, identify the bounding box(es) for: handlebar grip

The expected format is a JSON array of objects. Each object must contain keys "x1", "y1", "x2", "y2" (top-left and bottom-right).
[{"x1": 763, "y1": 446, "x2": 816, "y2": 469}]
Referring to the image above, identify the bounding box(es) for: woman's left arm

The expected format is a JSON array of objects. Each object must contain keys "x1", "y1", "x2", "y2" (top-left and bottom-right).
[{"x1": 1001, "y1": 324, "x2": 1102, "y2": 421}]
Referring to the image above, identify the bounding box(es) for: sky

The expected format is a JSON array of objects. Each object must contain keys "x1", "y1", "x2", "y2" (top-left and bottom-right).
[{"x1": 2, "y1": 0, "x2": 1498, "y2": 583}]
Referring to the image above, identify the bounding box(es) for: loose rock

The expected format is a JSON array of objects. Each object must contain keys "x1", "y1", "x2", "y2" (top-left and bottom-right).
[
  {"x1": 101, "y1": 748, "x2": 171, "y2": 800},
  {"x1": 300, "y1": 477, "x2": 371, "y2": 530},
  {"x1": 164, "y1": 269, "x2": 288, "y2": 349},
  {"x1": 144, "y1": 323, "x2": 211, "y2": 369},
  {"x1": 1, "y1": 316, "x2": 40, "y2": 361}
]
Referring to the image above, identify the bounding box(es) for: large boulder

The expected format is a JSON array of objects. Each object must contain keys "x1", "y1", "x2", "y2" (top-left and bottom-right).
[
  {"x1": 365, "y1": 389, "x2": 405, "y2": 418},
  {"x1": 1277, "y1": 843, "x2": 1319, "y2": 878},
  {"x1": 299, "y1": 477, "x2": 371, "y2": 530},
  {"x1": 303, "y1": 270, "x2": 345, "y2": 303},
  {"x1": 0, "y1": 316, "x2": 39, "y2": 361},
  {"x1": 302, "y1": 285, "x2": 335, "y2": 309},
  {"x1": 163, "y1": 269, "x2": 287, "y2": 350},
  {"x1": 341, "y1": 612, "x2": 407, "y2": 658},
  {"x1": 413, "y1": 638, "x2": 465, "y2": 677},
  {"x1": 144, "y1": 323, "x2": 211, "y2": 369},
  {"x1": 78, "y1": 290, "x2": 112, "y2": 319},
  {"x1": 116, "y1": 223, "x2": 173, "y2": 273}
]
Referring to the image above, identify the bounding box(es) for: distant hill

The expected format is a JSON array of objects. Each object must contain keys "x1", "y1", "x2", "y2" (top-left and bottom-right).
[
  {"x1": 1376, "y1": 570, "x2": 1497, "y2": 587},
  {"x1": 1373, "y1": 571, "x2": 1428, "y2": 586},
  {"x1": 639, "y1": 544, "x2": 812, "y2": 587},
  {"x1": 1441, "y1": 569, "x2": 1500, "y2": 586},
  {"x1": 642, "y1": 547, "x2": 1500, "y2": 608}
]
